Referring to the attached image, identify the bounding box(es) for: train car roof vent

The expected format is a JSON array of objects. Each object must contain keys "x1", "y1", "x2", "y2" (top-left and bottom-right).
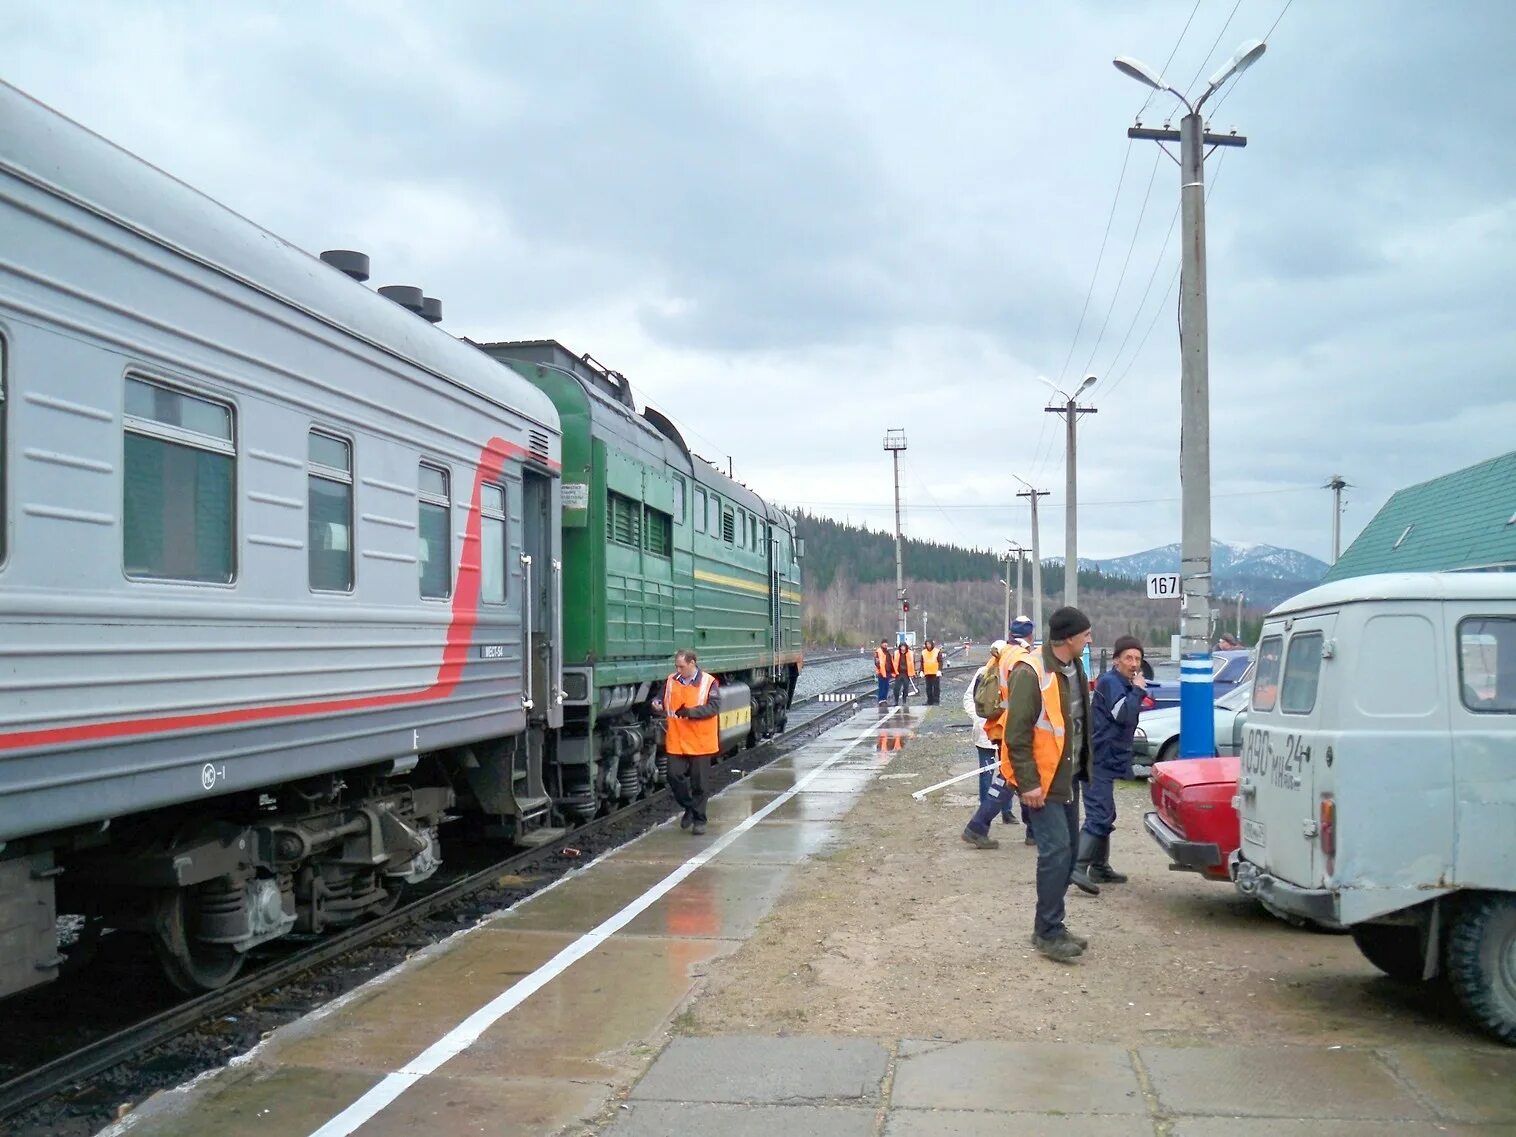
[
  {"x1": 421, "y1": 297, "x2": 443, "y2": 324},
  {"x1": 378, "y1": 285, "x2": 425, "y2": 314},
  {"x1": 320, "y1": 249, "x2": 370, "y2": 282}
]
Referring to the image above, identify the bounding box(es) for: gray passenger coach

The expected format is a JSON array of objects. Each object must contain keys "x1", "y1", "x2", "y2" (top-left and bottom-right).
[{"x1": 0, "y1": 82, "x2": 564, "y2": 995}]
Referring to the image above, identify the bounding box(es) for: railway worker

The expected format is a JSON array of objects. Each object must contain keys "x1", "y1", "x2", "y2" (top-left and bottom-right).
[
  {"x1": 920, "y1": 640, "x2": 943, "y2": 705},
  {"x1": 963, "y1": 640, "x2": 1015, "y2": 832},
  {"x1": 972, "y1": 606, "x2": 1094, "y2": 963},
  {"x1": 959, "y1": 619, "x2": 1036, "y2": 845},
  {"x1": 893, "y1": 640, "x2": 917, "y2": 707},
  {"x1": 658, "y1": 649, "x2": 721, "y2": 836},
  {"x1": 874, "y1": 639, "x2": 896, "y2": 708},
  {"x1": 1073, "y1": 635, "x2": 1146, "y2": 892}
]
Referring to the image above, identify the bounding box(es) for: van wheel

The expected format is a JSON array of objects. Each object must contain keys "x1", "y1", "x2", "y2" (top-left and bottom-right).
[
  {"x1": 1445, "y1": 893, "x2": 1516, "y2": 1044},
  {"x1": 1351, "y1": 924, "x2": 1426, "y2": 982},
  {"x1": 1155, "y1": 740, "x2": 1178, "y2": 766}
]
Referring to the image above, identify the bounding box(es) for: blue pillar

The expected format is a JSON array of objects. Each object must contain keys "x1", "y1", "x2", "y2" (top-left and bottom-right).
[{"x1": 1178, "y1": 652, "x2": 1216, "y2": 758}]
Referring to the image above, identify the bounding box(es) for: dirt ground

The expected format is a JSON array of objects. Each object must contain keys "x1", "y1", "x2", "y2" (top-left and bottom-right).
[{"x1": 686, "y1": 677, "x2": 1502, "y2": 1050}]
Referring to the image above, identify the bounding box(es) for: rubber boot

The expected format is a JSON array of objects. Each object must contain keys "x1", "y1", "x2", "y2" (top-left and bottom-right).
[
  {"x1": 1089, "y1": 836, "x2": 1129, "y2": 884},
  {"x1": 1070, "y1": 831, "x2": 1102, "y2": 896}
]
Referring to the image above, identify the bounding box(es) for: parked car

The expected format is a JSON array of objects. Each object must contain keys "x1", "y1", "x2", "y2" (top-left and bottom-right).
[
  {"x1": 1144, "y1": 756, "x2": 1240, "y2": 881},
  {"x1": 1232, "y1": 572, "x2": 1516, "y2": 1044},
  {"x1": 1137, "y1": 649, "x2": 1252, "y2": 713},
  {"x1": 1131, "y1": 668, "x2": 1253, "y2": 773}
]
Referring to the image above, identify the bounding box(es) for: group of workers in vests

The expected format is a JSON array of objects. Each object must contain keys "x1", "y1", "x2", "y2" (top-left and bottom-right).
[
  {"x1": 872, "y1": 639, "x2": 944, "y2": 708},
  {"x1": 958, "y1": 607, "x2": 1147, "y2": 963}
]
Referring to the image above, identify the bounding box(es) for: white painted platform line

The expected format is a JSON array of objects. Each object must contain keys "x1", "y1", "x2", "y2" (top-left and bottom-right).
[{"x1": 306, "y1": 709, "x2": 895, "y2": 1137}]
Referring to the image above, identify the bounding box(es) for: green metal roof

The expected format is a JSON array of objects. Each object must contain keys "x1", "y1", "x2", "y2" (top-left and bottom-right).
[{"x1": 1322, "y1": 450, "x2": 1516, "y2": 583}]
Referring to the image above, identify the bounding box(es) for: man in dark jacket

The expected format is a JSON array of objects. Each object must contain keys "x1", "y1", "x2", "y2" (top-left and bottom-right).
[{"x1": 1073, "y1": 635, "x2": 1146, "y2": 891}]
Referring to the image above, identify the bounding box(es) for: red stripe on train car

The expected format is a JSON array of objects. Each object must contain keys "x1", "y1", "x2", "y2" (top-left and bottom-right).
[{"x1": 0, "y1": 437, "x2": 552, "y2": 752}]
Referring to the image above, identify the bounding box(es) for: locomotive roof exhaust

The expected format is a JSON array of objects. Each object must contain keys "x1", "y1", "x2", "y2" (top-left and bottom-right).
[
  {"x1": 319, "y1": 249, "x2": 370, "y2": 282},
  {"x1": 421, "y1": 297, "x2": 443, "y2": 323},
  {"x1": 377, "y1": 285, "x2": 424, "y2": 314}
]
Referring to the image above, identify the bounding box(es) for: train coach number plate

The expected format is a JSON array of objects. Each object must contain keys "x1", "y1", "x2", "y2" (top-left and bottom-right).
[{"x1": 479, "y1": 644, "x2": 506, "y2": 660}]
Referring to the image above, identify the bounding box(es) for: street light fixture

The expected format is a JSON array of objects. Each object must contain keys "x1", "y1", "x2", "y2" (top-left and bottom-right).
[{"x1": 1113, "y1": 37, "x2": 1266, "y2": 758}]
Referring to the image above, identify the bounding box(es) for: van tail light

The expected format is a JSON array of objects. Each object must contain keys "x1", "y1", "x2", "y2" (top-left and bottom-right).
[
  {"x1": 1319, "y1": 796, "x2": 1336, "y2": 874},
  {"x1": 1141, "y1": 694, "x2": 1155, "y2": 710}
]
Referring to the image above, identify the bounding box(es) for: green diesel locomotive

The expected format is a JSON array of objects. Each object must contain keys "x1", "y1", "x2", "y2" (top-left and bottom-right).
[{"x1": 482, "y1": 341, "x2": 803, "y2": 821}]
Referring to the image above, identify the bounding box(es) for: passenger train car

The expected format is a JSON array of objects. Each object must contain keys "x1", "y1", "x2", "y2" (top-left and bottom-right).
[{"x1": 0, "y1": 82, "x2": 801, "y2": 999}]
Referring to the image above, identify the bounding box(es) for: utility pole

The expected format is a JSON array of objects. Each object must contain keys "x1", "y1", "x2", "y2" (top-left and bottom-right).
[
  {"x1": 1115, "y1": 36, "x2": 1264, "y2": 758},
  {"x1": 1326, "y1": 474, "x2": 1349, "y2": 563},
  {"x1": 883, "y1": 429, "x2": 908, "y2": 643},
  {"x1": 1015, "y1": 481, "x2": 1048, "y2": 638},
  {"x1": 1045, "y1": 378, "x2": 1097, "y2": 609},
  {"x1": 1005, "y1": 541, "x2": 1028, "y2": 638}
]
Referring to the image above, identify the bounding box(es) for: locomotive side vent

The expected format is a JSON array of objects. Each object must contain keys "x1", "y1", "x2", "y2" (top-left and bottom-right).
[{"x1": 529, "y1": 430, "x2": 551, "y2": 461}]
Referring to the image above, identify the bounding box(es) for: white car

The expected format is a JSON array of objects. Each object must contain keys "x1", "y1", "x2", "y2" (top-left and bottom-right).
[{"x1": 1131, "y1": 671, "x2": 1252, "y2": 774}]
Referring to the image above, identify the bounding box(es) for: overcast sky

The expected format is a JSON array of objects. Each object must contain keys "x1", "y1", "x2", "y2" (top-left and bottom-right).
[{"x1": 7, "y1": 1, "x2": 1514, "y2": 562}]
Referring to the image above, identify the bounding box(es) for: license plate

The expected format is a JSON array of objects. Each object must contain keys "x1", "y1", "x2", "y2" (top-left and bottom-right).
[{"x1": 1242, "y1": 818, "x2": 1266, "y2": 846}]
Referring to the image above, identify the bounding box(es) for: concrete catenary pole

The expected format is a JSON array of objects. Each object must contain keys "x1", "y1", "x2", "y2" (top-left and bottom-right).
[
  {"x1": 1114, "y1": 37, "x2": 1265, "y2": 758},
  {"x1": 884, "y1": 430, "x2": 908, "y2": 642},
  {"x1": 1326, "y1": 474, "x2": 1349, "y2": 563},
  {"x1": 1046, "y1": 382, "x2": 1097, "y2": 610},
  {"x1": 1016, "y1": 481, "x2": 1048, "y2": 638}
]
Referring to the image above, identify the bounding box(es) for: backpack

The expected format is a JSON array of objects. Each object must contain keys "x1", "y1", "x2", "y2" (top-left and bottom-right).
[{"x1": 972, "y1": 665, "x2": 1002, "y2": 720}]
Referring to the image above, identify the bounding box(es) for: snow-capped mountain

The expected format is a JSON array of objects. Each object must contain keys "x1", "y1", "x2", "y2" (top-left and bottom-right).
[{"x1": 1077, "y1": 541, "x2": 1329, "y2": 583}]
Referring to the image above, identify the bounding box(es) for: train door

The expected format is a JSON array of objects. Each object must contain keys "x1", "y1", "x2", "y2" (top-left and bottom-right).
[
  {"x1": 521, "y1": 469, "x2": 556, "y2": 718},
  {"x1": 769, "y1": 528, "x2": 782, "y2": 671}
]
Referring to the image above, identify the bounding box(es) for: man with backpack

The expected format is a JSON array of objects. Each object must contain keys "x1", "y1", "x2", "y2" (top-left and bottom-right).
[
  {"x1": 963, "y1": 640, "x2": 1018, "y2": 833},
  {"x1": 959, "y1": 618, "x2": 1037, "y2": 846}
]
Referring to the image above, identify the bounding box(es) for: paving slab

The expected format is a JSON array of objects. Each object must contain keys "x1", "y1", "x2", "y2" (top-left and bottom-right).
[
  {"x1": 885, "y1": 1112, "x2": 1156, "y2": 1137},
  {"x1": 488, "y1": 859, "x2": 795, "y2": 940},
  {"x1": 629, "y1": 1036, "x2": 889, "y2": 1104},
  {"x1": 603, "y1": 1101, "x2": 878, "y2": 1137},
  {"x1": 614, "y1": 819, "x2": 843, "y2": 865},
  {"x1": 891, "y1": 1039, "x2": 1145, "y2": 1114},
  {"x1": 1169, "y1": 1121, "x2": 1516, "y2": 1137},
  {"x1": 1140, "y1": 1046, "x2": 1432, "y2": 1120},
  {"x1": 1380, "y1": 1045, "x2": 1516, "y2": 1123}
]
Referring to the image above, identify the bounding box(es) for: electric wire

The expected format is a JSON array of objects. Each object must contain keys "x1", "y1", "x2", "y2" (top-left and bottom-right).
[
  {"x1": 1135, "y1": 0, "x2": 1203, "y2": 122},
  {"x1": 1054, "y1": 140, "x2": 1134, "y2": 391},
  {"x1": 1183, "y1": 0, "x2": 1246, "y2": 104},
  {"x1": 781, "y1": 483, "x2": 1319, "y2": 512},
  {"x1": 1211, "y1": 0, "x2": 1293, "y2": 120},
  {"x1": 1077, "y1": 148, "x2": 1163, "y2": 383}
]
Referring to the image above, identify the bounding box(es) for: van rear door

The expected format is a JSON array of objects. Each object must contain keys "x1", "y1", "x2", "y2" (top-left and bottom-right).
[{"x1": 1239, "y1": 615, "x2": 1335, "y2": 889}]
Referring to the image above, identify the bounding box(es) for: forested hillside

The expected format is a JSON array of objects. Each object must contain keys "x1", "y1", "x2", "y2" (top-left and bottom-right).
[{"x1": 790, "y1": 511, "x2": 1265, "y2": 650}]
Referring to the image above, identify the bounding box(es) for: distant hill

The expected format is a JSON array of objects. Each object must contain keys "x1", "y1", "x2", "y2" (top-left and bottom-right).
[{"x1": 1073, "y1": 540, "x2": 1328, "y2": 609}]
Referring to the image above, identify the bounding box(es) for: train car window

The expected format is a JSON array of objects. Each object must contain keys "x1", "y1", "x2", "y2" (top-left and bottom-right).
[
  {"x1": 418, "y1": 462, "x2": 451, "y2": 599},
  {"x1": 123, "y1": 376, "x2": 236, "y2": 582},
  {"x1": 307, "y1": 431, "x2": 353, "y2": 592},
  {"x1": 644, "y1": 506, "x2": 673, "y2": 557},
  {"x1": 0, "y1": 336, "x2": 6, "y2": 566},
  {"x1": 708, "y1": 494, "x2": 720, "y2": 535},
  {"x1": 607, "y1": 491, "x2": 642, "y2": 547},
  {"x1": 480, "y1": 483, "x2": 507, "y2": 603},
  {"x1": 672, "y1": 476, "x2": 686, "y2": 525},
  {"x1": 694, "y1": 488, "x2": 707, "y2": 533},
  {"x1": 722, "y1": 507, "x2": 735, "y2": 545}
]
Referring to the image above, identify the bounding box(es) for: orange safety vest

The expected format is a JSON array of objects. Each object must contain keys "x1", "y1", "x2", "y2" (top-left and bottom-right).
[
  {"x1": 921, "y1": 647, "x2": 941, "y2": 675},
  {"x1": 663, "y1": 671, "x2": 720, "y2": 757},
  {"x1": 983, "y1": 641, "x2": 1031, "y2": 744},
  {"x1": 875, "y1": 646, "x2": 895, "y2": 678},
  {"x1": 896, "y1": 648, "x2": 916, "y2": 677},
  {"x1": 997, "y1": 651, "x2": 1067, "y2": 792}
]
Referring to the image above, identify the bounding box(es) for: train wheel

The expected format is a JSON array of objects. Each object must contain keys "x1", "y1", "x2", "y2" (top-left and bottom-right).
[{"x1": 150, "y1": 887, "x2": 245, "y2": 994}]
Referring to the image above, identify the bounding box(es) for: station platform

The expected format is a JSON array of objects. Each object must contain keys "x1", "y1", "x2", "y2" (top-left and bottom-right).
[{"x1": 108, "y1": 694, "x2": 1516, "y2": 1137}]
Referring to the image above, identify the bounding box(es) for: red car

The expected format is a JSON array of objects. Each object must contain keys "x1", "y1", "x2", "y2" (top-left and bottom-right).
[{"x1": 1142, "y1": 756, "x2": 1240, "y2": 882}]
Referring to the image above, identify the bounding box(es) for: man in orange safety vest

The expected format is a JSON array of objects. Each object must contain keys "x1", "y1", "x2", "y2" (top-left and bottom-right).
[{"x1": 658, "y1": 649, "x2": 721, "y2": 835}]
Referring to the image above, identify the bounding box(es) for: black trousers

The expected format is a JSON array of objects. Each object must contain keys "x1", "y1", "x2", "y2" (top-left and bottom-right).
[
  {"x1": 892, "y1": 676, "x2": 910, "y2": 705},
  {"x1": 924, "y1": 675, "x2": 941, "y2": 704},
  {"x1": 667, "y1": 755, "x2": 710, "y2": 823}
]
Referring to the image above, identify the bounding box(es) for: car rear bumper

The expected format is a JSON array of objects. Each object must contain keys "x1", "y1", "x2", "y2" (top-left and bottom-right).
[
  {"x1": 1143, "y1": 811, "x2": 1223, "y2": 873},
  {"x1": 1230, "y1": 853, "x2": 1342, "y2": 928}
]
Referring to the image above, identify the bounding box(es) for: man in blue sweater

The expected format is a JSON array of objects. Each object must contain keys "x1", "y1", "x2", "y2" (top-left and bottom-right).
[{"x1": 1073, "y1": 635, "x2": 1146, "y2": 893}]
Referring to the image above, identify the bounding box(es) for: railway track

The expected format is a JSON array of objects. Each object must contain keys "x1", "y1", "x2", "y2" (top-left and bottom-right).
[{"x1": 0, "y1": 684, "x2": 879, "y2": 1130}]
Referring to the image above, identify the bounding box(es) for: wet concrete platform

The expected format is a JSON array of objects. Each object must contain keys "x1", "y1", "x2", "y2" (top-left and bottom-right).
[
  {"x1": 606, "y1": 1038, "x2": 1516, "y2": 1136},
  {"x1": 110, "y1": 706, "x2": 918, "y2": 1137}
]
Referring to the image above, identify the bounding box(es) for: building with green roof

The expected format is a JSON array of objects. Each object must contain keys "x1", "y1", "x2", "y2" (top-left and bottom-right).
[{"x1": 1322, "y1": 450, "x2": 1516, "y2": 583}]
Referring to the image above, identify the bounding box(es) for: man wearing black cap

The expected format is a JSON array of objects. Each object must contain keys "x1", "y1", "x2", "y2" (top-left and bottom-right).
[
  {"x1": 1003, "y1": 606, "x2": 1095, "y2": 962},
  {"x1": 1074, "y1": 635, "x2": 1147, "y2": 892}
]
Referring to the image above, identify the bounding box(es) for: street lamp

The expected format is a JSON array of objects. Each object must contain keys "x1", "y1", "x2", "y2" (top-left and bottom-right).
[{"x1": 1113, "y1": 38, "x2": 1265, "y2": 758}]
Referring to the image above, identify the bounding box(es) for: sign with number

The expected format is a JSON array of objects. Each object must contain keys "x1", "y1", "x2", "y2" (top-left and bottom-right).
[{"x1": 1146, "y1": 573, "x2": 1181, "y2": 600}]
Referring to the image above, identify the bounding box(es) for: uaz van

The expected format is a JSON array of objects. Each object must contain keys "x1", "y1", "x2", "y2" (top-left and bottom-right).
[{"x1": 1231, "y1": 572, "x2": 1515, "y2": 1044}]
